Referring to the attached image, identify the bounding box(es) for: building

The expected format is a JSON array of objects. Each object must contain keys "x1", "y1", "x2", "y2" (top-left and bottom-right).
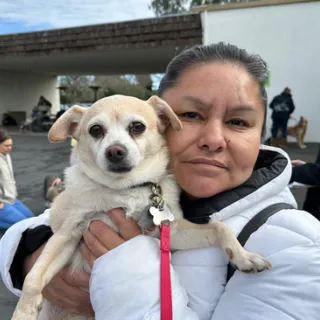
[{"x1": 195, "y1": 0, "x2": 319, "y2": 142}]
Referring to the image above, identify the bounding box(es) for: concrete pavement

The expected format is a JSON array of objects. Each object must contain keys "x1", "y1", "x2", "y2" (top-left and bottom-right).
[{"x1": 1, "y1": 133, "x2": 70, "y2": 319}]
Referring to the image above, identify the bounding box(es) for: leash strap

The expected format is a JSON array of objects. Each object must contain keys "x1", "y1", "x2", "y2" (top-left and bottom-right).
[
  {"x1": 226, "y1": 202, "x2": 295, "y2": 282},
  {"x1": 160, "y1": 223, "x2": 172, "y2": 320}
]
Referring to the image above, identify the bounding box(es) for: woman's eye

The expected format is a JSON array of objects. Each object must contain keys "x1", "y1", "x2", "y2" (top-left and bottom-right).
[
  {"x1": 228, "y1": 119, "x2": 249, "y2": 127},
  {"x1": 181, "y1": 112, "x2": 200, "y2": 120}
]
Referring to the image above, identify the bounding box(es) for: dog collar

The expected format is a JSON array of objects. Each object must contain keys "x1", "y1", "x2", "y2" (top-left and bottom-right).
[{"x1": 129, "y1": 181, "x2": 155, "y2": 189}]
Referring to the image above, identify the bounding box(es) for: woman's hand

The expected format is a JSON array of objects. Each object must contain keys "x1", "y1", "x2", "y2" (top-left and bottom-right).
[
  {"x1": 291, "y1": 159, "x2": 306, "y2": 167},
  {"x1": 81, "y1": 208, "x2": 142, "y2": 268},
  {"x1": 24, "y1": 243, "x2": 94, "y2": 316},
  {"x1": 22, "y1": 209, "x2": 140, "y2": 316}
]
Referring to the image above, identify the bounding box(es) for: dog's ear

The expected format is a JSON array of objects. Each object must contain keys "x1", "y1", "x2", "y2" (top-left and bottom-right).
[
  {"x1": 147, "y1": 95, "x2": 182, "y2": 133},
  {"x1": 48, "y1": 105, "x2": 86, "y2": 142}
]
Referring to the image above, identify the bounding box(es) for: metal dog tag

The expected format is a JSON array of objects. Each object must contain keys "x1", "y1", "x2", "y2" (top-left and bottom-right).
[{"x1": 149, "y1": 206, "x2": 174, "y2": 226}]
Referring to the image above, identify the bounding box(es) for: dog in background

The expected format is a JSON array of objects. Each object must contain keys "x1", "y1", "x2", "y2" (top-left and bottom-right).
[
  {"x1": 287, "y1": 116, "x2": 308, "y2": 149},
  {"x1": 266, "y1": 116, "x2": 308, "y2": 149}
]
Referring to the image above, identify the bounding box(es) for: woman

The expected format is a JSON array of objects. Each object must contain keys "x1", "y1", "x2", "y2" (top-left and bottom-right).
[
  {"x1": 0, "y1": 129, "x2": 34, "y2": 229},
  {"x1": 1, "y1": 43, "x2": 320, "y2": 319}
]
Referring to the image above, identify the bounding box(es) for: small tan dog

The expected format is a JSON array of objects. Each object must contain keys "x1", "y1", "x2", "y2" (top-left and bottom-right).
[
  {"x1": 276, "y1": 116, "x2": 308, "y2": 149},
  {"x1": 287, "y1": 116, "x2": 308, "y2": 149},
  {"x1": 12, "y1": 95, "x2": 271, "y2": 320}
]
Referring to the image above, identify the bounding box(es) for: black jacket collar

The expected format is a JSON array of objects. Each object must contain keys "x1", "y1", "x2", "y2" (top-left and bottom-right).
[{"x1": 180, "y1": 149, "x2": 288, "y2": 224}]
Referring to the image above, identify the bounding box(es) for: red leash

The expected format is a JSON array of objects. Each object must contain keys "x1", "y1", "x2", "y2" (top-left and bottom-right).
[{"x1": 160, "y1": 223, "x2": 172, "y2": 320}]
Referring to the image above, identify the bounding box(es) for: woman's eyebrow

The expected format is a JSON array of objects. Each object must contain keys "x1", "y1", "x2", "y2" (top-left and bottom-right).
[
  {"x1": 182, "y1": 96, "x2": 211, "y2": 108},
  {"x1": 182, "y1": 97, "x2": 258, "y2": 114},
  {"x1": 228, "y1": 105, "x2": 257, "y2": 113}
]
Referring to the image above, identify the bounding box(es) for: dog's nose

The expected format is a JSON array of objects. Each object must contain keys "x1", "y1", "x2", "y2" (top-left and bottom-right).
[{"x1": 105, "y1": 145, "x2": 127, "y2": 164}]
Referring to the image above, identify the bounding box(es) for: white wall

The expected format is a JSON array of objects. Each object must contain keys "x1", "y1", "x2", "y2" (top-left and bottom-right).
[
  {"x1": 202, "y1": 1, "x2": 320, "y2": 142},
  {"x1": 0, "y1": 70, "x2": 59, "y2": 120}
]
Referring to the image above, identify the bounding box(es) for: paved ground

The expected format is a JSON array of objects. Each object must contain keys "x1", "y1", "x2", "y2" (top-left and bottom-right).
[
  {"x1": 0, "y1": 131, "x2": 319, "y2": 318},
  {"x1": 0, "y1": 132, "x2": 70, "y2": 319}
]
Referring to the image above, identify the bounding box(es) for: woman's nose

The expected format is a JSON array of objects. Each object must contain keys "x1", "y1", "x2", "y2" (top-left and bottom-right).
[{"x1": 197, "y1": 120, "x2": 227, "y2": 153}]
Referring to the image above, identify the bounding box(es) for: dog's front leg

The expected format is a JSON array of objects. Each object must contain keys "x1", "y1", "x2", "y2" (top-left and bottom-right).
[
  {"x1": 170, "y1": 219, "x2": 271, "y2": 273},
  {"x1": 12, "y1": 232, "x2": 80, "y2": 320},
  {"x1": 297, "y1": 133, "x2": 307, "y2": 149}
]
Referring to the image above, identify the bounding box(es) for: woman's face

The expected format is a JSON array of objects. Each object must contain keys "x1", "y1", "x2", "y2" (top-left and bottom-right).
[
  {"x1": 0, "y1": 138, "x2": 13, "y2": 155},
  {"x1": 163, "y1": 62, "x2": 265, "y2": 198}
]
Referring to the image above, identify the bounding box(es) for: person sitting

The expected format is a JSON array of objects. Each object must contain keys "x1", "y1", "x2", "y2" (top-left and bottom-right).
[{"x1": 0, "y1": 129, "x2": 34, "y2": 229}]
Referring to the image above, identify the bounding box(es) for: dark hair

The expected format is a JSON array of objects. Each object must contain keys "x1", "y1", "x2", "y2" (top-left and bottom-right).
[
  {"x1": 158, "y1": 42, "x2": 269, "y2": 139},
  {"x1": 0, "y1": 128, "x2": 11, "y2": 144}
]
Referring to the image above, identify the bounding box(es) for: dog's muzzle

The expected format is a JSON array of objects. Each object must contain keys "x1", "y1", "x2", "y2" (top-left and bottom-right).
[
  {"x1": 106, "y1": 144, "x2": 128, "y2": 164},
  {"x1": 106, "y1": 144, "x2": 132, "y2": 173}
]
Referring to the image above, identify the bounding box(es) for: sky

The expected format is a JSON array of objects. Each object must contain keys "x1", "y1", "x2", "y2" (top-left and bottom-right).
[
  {"x1": 0, "y1": 0, "x2": 155, "y2": 35},
  {"x1": 0, "y1": 0, "x2": 160, "y2": 86}
]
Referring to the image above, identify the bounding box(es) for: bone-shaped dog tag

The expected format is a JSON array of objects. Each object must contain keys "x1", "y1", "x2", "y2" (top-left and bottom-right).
[{"x1": 149, "y1": 206, "x2": 174, "y2": 226}]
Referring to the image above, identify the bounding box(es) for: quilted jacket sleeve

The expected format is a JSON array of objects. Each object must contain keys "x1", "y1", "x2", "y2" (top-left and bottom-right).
[
  {"x1": 0, "y1": 210, "x2": 50, "y2": 296},
  {"x1": 90, "y1": 235, "x2": 199, "y2": 320},
  {"x1": 211, "y1": 209, "x2": 320, "y2": 320}
]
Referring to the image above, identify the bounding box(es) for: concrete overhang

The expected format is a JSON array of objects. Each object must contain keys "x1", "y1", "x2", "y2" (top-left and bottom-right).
[{"x1": 0, "y1": 14, "x2": 202, "y2": 75}]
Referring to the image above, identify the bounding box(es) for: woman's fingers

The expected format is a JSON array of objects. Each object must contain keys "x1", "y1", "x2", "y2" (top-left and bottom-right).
[
  {"x1": 43, "y1": 267, "x2": 94, "y2": 317},
  {"x1": 83, "y1": 229, "x2": 109, "y2": 258},
  {"x1": 107, "y1": 209, "x2": 142, "y2": 240},
  {"x1": 86, "y1": 219, "x2": 125, "y2": 251},
  {"x1": 81, "y1": 243, "x2": 99, "y2": 268},
  {"x1": 82, "y1": 208, "x2": 142, "y2": 258}
]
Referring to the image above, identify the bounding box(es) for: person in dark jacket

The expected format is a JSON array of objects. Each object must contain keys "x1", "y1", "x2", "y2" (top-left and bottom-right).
[
  {"x1": 290, "y1": 148, "x2": 320, "y2": 219},
  {"x1": 290, "y1": 161, "x2": 320, "y2": 186},
  {"x1": 270, "y1": 87, "x2": 295, "y2": 146}
]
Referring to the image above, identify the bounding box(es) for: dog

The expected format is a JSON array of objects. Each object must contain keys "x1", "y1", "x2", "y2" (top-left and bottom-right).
[
  {"x1": 12, "y1": 95, "x2": 271, "y2": 320},
  {"x1": 265, "y1": 116, "x2": 308, "y2": 149},
  {"x1": 287, "y1": 116, "x2": 308, "y2": 149}
]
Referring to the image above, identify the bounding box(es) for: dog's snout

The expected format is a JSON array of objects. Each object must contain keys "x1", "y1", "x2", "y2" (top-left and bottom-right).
[{"x1": 106, "y1": 145, "x2": 128, "y2": 164}]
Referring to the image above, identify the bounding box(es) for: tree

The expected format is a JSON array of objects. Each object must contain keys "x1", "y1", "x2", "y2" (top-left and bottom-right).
[
  {"x1": 150, "y1": 0, "x2": 189, "y2": 16},
  {"x1": 58, "y1": 74, "x2": 156, "y2": 106},
  {"x1": 150, "y1": 0, "x2": 252, "y2": 16},
  {"x1": 59, "y1": 75, "x2": 94, "y2": 104},
  {"x1": 95, "y1": 74, "x2": 155, "y2": 100}
]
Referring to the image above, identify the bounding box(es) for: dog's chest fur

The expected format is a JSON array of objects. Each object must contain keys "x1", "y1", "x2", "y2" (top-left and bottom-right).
[{"x1": 49, "y1": 164, "x2": 182, "y2": 243}]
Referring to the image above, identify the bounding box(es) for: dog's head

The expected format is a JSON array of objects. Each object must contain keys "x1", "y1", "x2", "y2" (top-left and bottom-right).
[
  {"x1": 48, "y1": 95, "x2": 182, "y2": 188},
  {"x1": 299, "y1": 116, "x2": 308, "y2": 126}
]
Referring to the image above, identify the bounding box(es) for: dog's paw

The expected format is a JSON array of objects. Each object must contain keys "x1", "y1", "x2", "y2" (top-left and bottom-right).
[
  {"x1": 230, "y1": 250, "x2": 272, "y2": 274},
  {"x1": 12, "y1": 308, "x2": 38, "y2": 320},
  {"x1": 11, "y1": 293, "x2": 42, "y2": 320}
]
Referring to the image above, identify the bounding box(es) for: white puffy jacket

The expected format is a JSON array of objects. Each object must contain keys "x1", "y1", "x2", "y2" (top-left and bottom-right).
[{"x1": 1, "y1": 145, "x2": 320, "y2": 320}]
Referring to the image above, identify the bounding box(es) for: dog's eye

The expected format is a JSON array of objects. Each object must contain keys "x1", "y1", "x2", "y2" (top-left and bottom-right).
[
  {"x1": 129, "y1": 121, "x2": 146, "y2": 135},
  {"x1": 89, "y1": 125, "x2": 104, "y2": 138}
]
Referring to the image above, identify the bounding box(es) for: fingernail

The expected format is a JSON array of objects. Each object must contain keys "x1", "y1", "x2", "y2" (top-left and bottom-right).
[
  {"x1": 83, "y1": 231, "x2": 94, "y2": 246},
  {"x1": 107, "y1": 209, "x2": 119, "y2": 218},
  {"x1": 106, "y1": 210, "x2": 113, "y2": 217}
]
